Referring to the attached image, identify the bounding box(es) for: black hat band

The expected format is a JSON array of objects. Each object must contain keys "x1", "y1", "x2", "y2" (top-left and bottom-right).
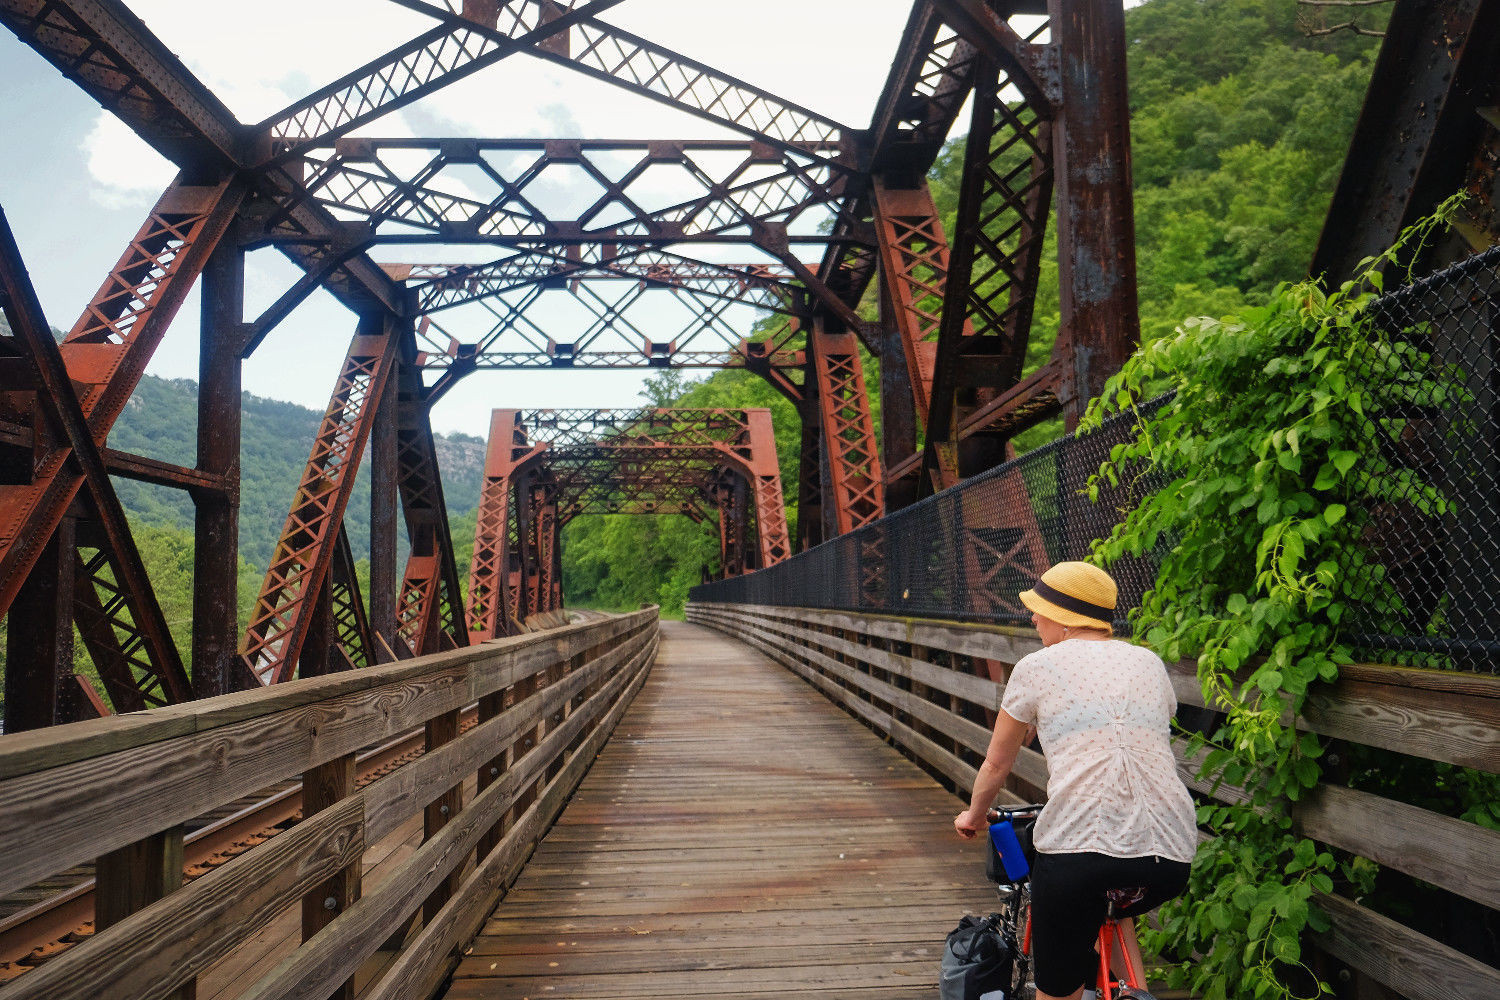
[{"x1": 1032, "y1": 579, "x2": 1114, "y2": 622}]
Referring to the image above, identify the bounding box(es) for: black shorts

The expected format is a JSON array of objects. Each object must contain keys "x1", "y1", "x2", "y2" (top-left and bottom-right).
[{"x1": 1029, "y1": 850, "x2": 1190, "y2": 996}]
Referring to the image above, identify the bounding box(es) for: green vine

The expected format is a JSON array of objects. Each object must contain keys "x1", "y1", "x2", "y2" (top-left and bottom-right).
[{"x1": 1077, "y1": 197, "x2": 1466, "y2": 1000}]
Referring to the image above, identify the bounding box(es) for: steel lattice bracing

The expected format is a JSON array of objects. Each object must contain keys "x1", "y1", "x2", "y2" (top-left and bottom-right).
[
  {"x1": 241, "y1": 324, "x2": 399, "y2": 684},
  {"x1": 0, "y1": 0, "x2": 1148, "y2": 727},
  {"x1": 466, "y1": 408, "x2": 789, "y2": 639}
]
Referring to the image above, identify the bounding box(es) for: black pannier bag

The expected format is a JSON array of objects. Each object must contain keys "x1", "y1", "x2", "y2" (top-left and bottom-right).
[{"x1": 939, "y1": 912, "x2": 1013, "y2": 1000}]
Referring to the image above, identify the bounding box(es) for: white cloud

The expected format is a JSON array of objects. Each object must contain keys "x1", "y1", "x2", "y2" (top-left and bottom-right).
[{"x1": 82, "y1": 112, "x2": 177, "y2": 209}]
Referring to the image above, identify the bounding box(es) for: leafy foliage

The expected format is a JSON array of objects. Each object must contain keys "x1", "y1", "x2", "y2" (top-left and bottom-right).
[{"x1": 1079, "y1": 202, "x2": 1461, "y2": 999}]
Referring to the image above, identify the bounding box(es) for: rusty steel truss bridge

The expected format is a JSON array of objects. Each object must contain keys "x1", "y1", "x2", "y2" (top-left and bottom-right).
[{"x1": 1, "y1": 0, "x2": 1495, "y2": 735}]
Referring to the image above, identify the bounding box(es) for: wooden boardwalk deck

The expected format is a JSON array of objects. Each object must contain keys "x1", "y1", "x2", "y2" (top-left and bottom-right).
[{"x1": 443, "y1": 619, "x2": 999, "y2": 999}]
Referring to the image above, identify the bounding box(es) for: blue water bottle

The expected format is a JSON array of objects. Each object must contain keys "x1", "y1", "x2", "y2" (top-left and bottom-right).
[{"x1": 989, "y1": 821, "x2": 1030, "y2": 881}]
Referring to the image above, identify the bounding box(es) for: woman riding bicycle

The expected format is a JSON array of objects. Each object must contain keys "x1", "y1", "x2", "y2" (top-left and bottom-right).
[{"x1": 954, "y1": 562, "x2": 1198, "y2": 1000}]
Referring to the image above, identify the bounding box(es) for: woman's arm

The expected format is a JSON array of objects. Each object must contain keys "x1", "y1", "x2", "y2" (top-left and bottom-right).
[{"x1": 953, "y1": 709, "x2": 1031, "y2": 839}]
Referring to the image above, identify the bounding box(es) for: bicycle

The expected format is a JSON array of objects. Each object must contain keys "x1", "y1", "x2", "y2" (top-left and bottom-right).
[{"x1": 984, "y1": 805, "x2": 1158, "y2": 1000}]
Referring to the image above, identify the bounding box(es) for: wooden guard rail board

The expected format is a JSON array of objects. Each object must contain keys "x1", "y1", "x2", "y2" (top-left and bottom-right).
[
  {"x1": 0, "y1": 608, "x2": 658, "y2": 1000},
  {"x1": 687, "y1": 602, "x2": 1500, "y2": 1000}
]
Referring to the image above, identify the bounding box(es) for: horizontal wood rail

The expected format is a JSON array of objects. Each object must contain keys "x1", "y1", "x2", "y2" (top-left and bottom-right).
[
  {"x1": 688, "y1": 602, "x2": 1500, "y2": 1000},
  {"x1": 0, "y1": 608, "x2": 658, "y2": 1000}
]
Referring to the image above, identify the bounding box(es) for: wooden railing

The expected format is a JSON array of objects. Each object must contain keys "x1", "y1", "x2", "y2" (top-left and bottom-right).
[
  {"x1": 688, "y1": 602, "x2": 1500, "y2": 1000},
  {"x1": 0, "y1": 608, "x2": 658, "y2": 1000}
]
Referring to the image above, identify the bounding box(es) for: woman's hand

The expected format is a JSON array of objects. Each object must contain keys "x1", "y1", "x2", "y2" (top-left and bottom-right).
[{"x1": 953, "y1": 809, "x2": 985, "y2": 839}]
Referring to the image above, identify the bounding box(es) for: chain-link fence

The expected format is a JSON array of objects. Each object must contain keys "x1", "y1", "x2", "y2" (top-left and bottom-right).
[{"x1": 692, "y1": 247, "x2": 1500, "y2": 673}]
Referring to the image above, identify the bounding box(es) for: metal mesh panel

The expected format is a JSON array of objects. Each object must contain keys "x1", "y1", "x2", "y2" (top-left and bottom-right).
[
  {"x1": 691, "y1": 397, "x2": 1166, "y2": 633},
  {"x1": 693, "y1": 247, "x2": 1500, "y2": 674}
]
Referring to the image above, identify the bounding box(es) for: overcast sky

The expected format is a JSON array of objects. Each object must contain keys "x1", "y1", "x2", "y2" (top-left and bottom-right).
[{"x1": 0, "y1": 2, "x2": 1122, "y2": 437}]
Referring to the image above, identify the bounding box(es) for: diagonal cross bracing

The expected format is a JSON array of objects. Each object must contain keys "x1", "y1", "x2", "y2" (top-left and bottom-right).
[{"x1": 241, "y1": 326, "x2": 399, "y2": 684}]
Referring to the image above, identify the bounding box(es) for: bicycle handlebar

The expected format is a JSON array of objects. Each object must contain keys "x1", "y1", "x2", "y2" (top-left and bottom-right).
[{"x1": 986, "y1": 803, "x2": 1044, "y2": 823}]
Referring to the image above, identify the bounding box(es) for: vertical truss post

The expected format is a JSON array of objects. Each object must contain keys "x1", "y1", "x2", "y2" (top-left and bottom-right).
[
  {"x1": 242, "y1": 316, "x2": 399, "y2": 683},
  {"x1": 3, "y1": 515, "x2": 75, "y2": 732},
  {"x1": 712, "y1": 474, "x2": 747, "y2": 578},
  {"x1": 809, "y1": 319, "x2": 884, "y2": 535},
  {"x1": 796, "y1": 363, "x2": 825, "y2": 551},
  {"x1": 194, "y1": 235, "x2": 244, "y2": 697},
  {"x1": 393, "y1": 352, "x2": 469, "y2": 656},
  {"x1": 742, "y1": 408, "x2": 791, "y2": 568},
  {"x1": 872, "y1": 179, "x2": 953, "y2": 423},
  {"x1": 330, "y1": 524, "x2": 374, "y2": 669},
  {"x1": 369, "y1": 377, "x2": 399, "y2": 659},
  {"x1": 528, "y1": 469, "x2": 561, "y2": 615},
  {"x1": 1051, "y1": 0, "x2": 1139, "y2": 427},
  {"x1": 877, "y1": 297, "x2": 920, "y2": 514},
  {"x1": 466, "y1": 411, "x2": 545, "y2": 640}
]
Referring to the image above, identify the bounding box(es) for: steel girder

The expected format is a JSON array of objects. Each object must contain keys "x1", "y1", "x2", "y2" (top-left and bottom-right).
[
  {"x1": 389, "y1": 253, "x2": 797, "y2": 316},
  {"x1": 287, "y1": 138, "x2": 850, "y2": 247},
  {"x1": 0, "y1": 178, "x2": 244, "y2": 619},
  {"x1": 466, "y1": 407, "x2": 789, "y2": 638},
  {"x1": 0, "y1": 207, "x2": 193, "y2": 723},
  {"x1": 861, "y1": 0, "x2": 1138, "y2": 502},
  {"x1": 1312, "y1": 0, "x2": 1500, "y2": 281},
  {"x1": 397, "y1": 4, "x2": 855, "y2": 167},
  {"x1": 241, "y1": 322, "x2": 400, "y2": 684},
  {"x1": 260, "y1": 0, "x2": 626, "y2": 162},
  {"x1": 809, "y1": 321, "x2": 884, "y2": 535},
  {"x1": 393, "y1": 357, "x2": 469, "y2": 658}
]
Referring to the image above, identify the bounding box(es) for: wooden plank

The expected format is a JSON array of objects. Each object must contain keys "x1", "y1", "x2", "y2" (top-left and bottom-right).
[
  {"x1": 1314, "y1": 893, "x2": 1500, "y2": 999},
  {"x1": 1297, "y1": 783, "x2": 1500, "y2": 913},
  {"x1": 0, "y1": 611, "x2": 653, "y2": 781},
  {"x1": 236, "y1": 634, "x2": 653, "y2": 1000},
  {"x1": 301, "y1": 754, "x2": 358, "y2": 1000},
  {"x1": 0, "y1": 798, "x2": 364, "y2": 1000},
  {"x1": 363, "y1": 637, "x2": 656, "y2": 1000},
  {"x1": 452, "y1": 620, "x2": 1006, "y2": 1000},
  {"x1": 361, "y1": 631, "x2": 649, "y2": 845},
  {"x1": 700, "y1": 610, "x2": 1049, "y2": 792},
  {"x1": 0, "y1": 616, "x2": 656, "y2": 899},
  {"x1": 700, "y1": 606, "x2": 1004, "y2": 707}
]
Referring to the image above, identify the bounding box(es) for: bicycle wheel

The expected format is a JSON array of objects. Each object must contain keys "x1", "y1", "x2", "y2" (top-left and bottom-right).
[{"x1": 1004, "y1": 890, "x2": 1035, "y2": 1000}]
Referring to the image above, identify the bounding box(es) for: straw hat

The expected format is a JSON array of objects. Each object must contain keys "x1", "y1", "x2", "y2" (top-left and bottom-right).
[{"x1": 1019, "y1": 562, "x2": 1118, "y2": 631}]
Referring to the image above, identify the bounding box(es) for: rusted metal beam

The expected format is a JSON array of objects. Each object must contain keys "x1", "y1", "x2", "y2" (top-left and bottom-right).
[
  {"x1": 194, "y1": 236, "x2": 245, "y2": 698},
  {"x1": 0, "y1": 178, "x2": 245, "y2": 619},
  {"x1": 1312, "y1": 0, "x2": 1500, "y2": 280},
  {"x1": 291, "y1": 138, "x2": 850, "y2": 249},
  {"x1": 0, "y1": 0, "x2": 241, "y2": 167},
  {"x1": 3, "y1": 516, "x2": 74, "y2": 732},
  {"x1": 0, "y1": 203, "x2": 193, "y2": 712},
  {"x1": 467, "y1": 410, "x2": 547, "y2": 641},
  {"x1": 809, "y1": 320, "x2": 884, "y2": 535},
  {"x1": 1050, "y1": 0, "x2": 1139, "y2": 426},
  {"x1": 241, "y1": 319, "x2": 400, "y2": 684},
  {"x1": 259, "y1": 0, "x2": 627, "y2": 163},
  {"x1": 394, "y1": 353, "x2": 469, "y2": 655},
  {"x1": 398, "y1": 5, "x2": 853, "y2": 165}
]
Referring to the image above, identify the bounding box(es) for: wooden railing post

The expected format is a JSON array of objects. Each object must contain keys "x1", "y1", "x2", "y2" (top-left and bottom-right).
[
  {"x1": 95, "y1": 827, "x2": 193, "y2": 1000},
  {"x1": 423, "y1": 709, "x2": 463, "y2": 923},
  {"x1": 476, "y1": 688, "x2": 508, "y2": 861},
  {"x1": 301, "y1": 752, "x2": 360, "y2": 1000}
]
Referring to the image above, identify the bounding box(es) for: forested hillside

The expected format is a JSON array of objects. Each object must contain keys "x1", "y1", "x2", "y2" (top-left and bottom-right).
[
  {"x1": 108, "y1": 375, "x2": 486, "y2": 569},
  {"x1": 562, "y1": 0, "x2": 1387, "y2": 615}
]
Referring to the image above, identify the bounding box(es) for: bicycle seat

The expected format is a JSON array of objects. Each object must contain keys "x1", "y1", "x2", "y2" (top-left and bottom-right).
[{"x1": 1104, "y1": 885, "x2": 1148, "y2": 916}]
